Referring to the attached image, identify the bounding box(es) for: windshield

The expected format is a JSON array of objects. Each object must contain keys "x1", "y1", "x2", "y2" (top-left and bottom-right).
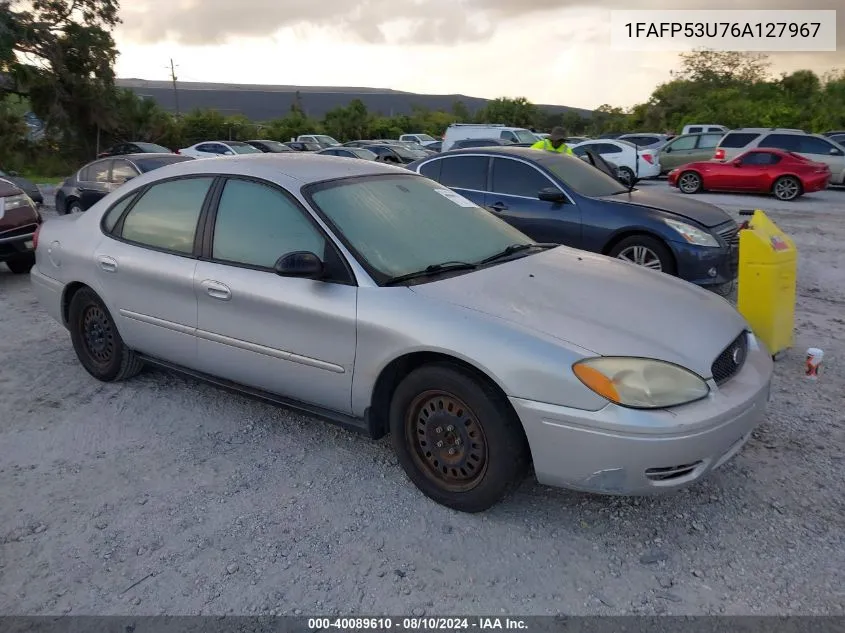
[
  {"x1": 307, "y1": 174, "x2": 533, "y2": 281},
  {"x1": 350, "y1": 148, "x2": 378, "y2": 160},
  {"x1": 389, "y1": 146, "x2": 427, "y2": 159},
  {"x1": 135, "y1": 142, "x2": 172, "y2": 153},
  {"x1": 537, "y1": 153, "x2": 630, "y2": 197},
  {"x1": 227, "y1": 142, "x2": 262, "y2": 154},
  {"x1": 513, "y1": 129, "x2": 539, "y2": 143},
  {"x1": 315, "y1": 135, "x2": 340, "y2": 146},
  {"x1": 136, "y1": 155, "x2": 195, "y2": 172},
  {"x1": 259, "y1": 140, "x2": 292, "y2": 152}
]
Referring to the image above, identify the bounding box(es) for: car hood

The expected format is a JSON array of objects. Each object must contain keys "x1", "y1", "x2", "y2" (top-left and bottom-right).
[
  {"x1": 595, "y1": 187, "x2": 730, "y2": 227},
  {"x1": 410, "y1": 247, "x2": 747, "y2": 378}
]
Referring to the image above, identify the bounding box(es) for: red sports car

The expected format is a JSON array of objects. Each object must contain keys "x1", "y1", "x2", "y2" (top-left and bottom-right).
[{"x1": 667, "y1": 148, "x2": 831, "y2": 201}]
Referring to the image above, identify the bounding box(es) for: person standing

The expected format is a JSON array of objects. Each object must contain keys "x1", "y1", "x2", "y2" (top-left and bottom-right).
[{"x1": 531, "y1": 127, "x2": 573, "y2": 154}]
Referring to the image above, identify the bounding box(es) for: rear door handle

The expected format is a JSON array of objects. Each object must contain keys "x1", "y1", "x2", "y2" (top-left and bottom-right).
[
  {"x1": 201, "y1": 280, "x2": 231, "y2": 301},
  {"x1": 98, "y1": 256, "x2": 117, "y2": 272},
  {"x1": 490, "y1": 201, "x2": 508, "y2": 211}
]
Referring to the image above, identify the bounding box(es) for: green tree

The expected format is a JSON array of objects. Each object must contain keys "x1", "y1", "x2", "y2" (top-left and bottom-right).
[
  {"x1": 322, "y1": 99, "x2": 369, "y2": 141},
  {"x1": 476, "y1": 97, "x2": 538, "y2": 127}
]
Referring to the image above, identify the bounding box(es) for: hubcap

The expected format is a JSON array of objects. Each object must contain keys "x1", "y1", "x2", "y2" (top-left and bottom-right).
[
  {"x1": 679, "y1": 174, "x2": 699, "y2": 192},
  {"x1": 617, "y1": 245, "x2": 662, "y2": 270},
  {"x1": 775, "y1": 179, "x2": 798, "y2": 199},
  {"x1": 81, "y1": 305, "x2": 114, "y2": 363},
  {"x1": 405, "y1": 391, "x2": 487, "y2": 492}
]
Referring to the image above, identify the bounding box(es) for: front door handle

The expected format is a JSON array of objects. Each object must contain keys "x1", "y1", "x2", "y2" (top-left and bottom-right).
[
  {"x1": 98, "y1": 256, "x2": 117, "y2": 272},
  {"x1": 201, "y1": 280, "x2": 231, "y2": 301},
  {"x1": 489, "y1": 201, "x2": 508, "y2": 211}
]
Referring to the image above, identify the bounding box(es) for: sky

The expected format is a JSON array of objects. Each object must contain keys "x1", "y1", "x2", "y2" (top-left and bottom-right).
[{"x1": 113, "y1": 0, "x2": 845, "y2": 111}]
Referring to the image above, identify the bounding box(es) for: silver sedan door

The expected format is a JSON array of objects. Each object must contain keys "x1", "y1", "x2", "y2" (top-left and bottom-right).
[
  {"x1": 193, "y1": 177, "x2": 357, "y2": 414},
  {"x1": 95, "y1": 176, "x2": 214, "y2": 368}
]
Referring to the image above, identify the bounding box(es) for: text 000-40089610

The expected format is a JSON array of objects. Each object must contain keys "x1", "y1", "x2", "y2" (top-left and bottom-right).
[{"x1": 609, "y1": 9, "x2": 837, "y2": 51}]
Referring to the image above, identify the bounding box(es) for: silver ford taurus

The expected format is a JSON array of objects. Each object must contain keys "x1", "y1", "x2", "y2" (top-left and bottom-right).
[{"x1": 30, "y1": 154, "x2": 773, "y2": 511}]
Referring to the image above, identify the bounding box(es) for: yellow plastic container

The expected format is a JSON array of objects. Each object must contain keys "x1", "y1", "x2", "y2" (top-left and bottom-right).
[{"x1": 736, "y1": 210, "x2": 797, "y2": 357}]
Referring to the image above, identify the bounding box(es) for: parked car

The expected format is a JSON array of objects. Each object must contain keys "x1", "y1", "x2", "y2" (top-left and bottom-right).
[
  {"x1": 668, "y1": 148, "x2": 831, "y2": 201},
  {"x1": 55, "y1": 154, "x2": 194, "y2": 214},
  {"x1": 296, "y1": 134, "x2": 341, "y2": 148},
  {"x1": 29, "y1": 153, "x2": 773, "y2": 511},
  {"x1": 284, "y1": 141, "x2": 322, "y2": 152},
  {"x1": 826, "y1": 133, "x2": 845, "y2": 148},
  {"x1": 245, "y1": 139, "x2": 295, "y2": 153},
  {"x1": 658, "y1": 132, "x2": 724, "y2": 174},
  {"x1": 576, "y1": 147, "x2": 625, "y2": 182},
  {"x1": 713, "y1": 128, "x2": 845, "y2": 185},
  {"x1": 597, "y1": 133, "x2": 624, "y2": 139},
  {"x1": 399, "y1": 133, "x2": 438, "y2": 147},
  {"x1": 396, "y1": 141, "x2": 437, "y2": 155},
  {"x1": 364, "y1": 144, "x2": 427, "y2": 164},
  {"x1": 343, "y1": 140, "x2": 380, "y2": 148},
  {"x1": 822, "y1": 130, "x2": 845, "y2": 137},
  {"x1": 564, "y1": 136, "x2": 590, "y2": 144},
  {"x1": 569, "y1": 139, "x2": 660, "y2": 185},
  {"x1": 617, "y1": 133, "x2": 672, "y2": 151},
  {"x1": 407, "y1": 147, "x2": 739, "y2": 291},
  {"x1": 97, "y1": 142, "x2": 173, "y2": 158},
  {"x1": 0, "y1": 177, "x2": 41, "y2": 274},
  {"x1": 316, "y1": 147, "x2": 378, "y2": 161},
  {"x1": 426, "y1": 141, "x2": 443, "y2": 152},
  {"x1": 442, "y1": 124, "x2": 538, "y2": 151},
  {"x1": 179, "y1": 141, "x2": 263, "y2": 158},
  {"x1": 682, "y1": 124, "x2": 728, "y2": 135},
  {"x1": 0, "y1": 168, "x2": 43, "y2": 205}
]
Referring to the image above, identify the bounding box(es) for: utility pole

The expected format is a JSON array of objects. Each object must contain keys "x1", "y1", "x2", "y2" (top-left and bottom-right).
[{"x1": 168, "y1": 58, "x2": 180, "y2": 117}]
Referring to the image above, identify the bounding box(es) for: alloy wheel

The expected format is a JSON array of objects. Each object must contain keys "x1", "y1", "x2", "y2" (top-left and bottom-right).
[
  {"x1": 678, "y1": 173, "x2": 701, "y2": 193},
  {"x1": 774, "y1": 178, "x2": 799, "y2": 200},
  {"x1": 616, "y1": 245, "x2": 663, "y2": 270}
]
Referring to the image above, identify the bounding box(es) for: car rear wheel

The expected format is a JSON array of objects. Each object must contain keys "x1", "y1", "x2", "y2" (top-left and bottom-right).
[
  {"x1": 5, "y1": 253, "x2": 35, "y2": 274},
  {"x1": 609, "y1": 235, "x2": 676, "y2": 274},
  {"x1": 67, "y1": 200, "x2": 84, "y2": 214},
  {"x1": 68, "y1": 287, "x2": 144, "y2": 382},
  {"x1": 617, "y1": 166, "x2": 635, "y2": 186},
  {"x1": 772, "y1": 176, "x2": 801, "y2": 201},
  {"x1": 678, "y1": 171, "x2": 703, "y2": 193},
  {"x1": 389, "y1": 363, "x2": 529, "y2": 512}
]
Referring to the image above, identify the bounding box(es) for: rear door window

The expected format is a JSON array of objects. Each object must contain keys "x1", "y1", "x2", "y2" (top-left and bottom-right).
[
  {"x1": 80, "y1": 160, "x2": 111, "y2": 182},
  {"x1": 758, "y1": 134, "x2": 801, "y2": 152},
  {"x1": 667, "y1": 136, "x2": 697, "y2": 151},
  {"x1": 719, "y1": 132, "x2": 760, "y2": 148},
  {"x1": 796, "y1": 136, "x2": 839, "y2": 155},
  {"x1": 438, "y1": 156, "x2": 489, "y2": 191},
  {"x1": 687, "y1": 127, "x2": 703, "y2": 133},
  {"x1": 490, "y1": 158, "x2": 554, "y2": 198},
  {"x1": 697, "y1": 134, "x2": 722, "y2": 149},
  {"x1": 418, "y1": 159, "x2": 442, "y2": 181}
]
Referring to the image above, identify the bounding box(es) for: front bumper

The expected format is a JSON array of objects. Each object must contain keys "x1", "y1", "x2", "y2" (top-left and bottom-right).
[
  {"x1": 670, "y1": 238, "x2": 736, "y2": 288},
  {"x1": 511, "y1": 336, "x2": 772, "y2": 495},
  {"x1": 0, "y1": 227, "x2": 37, "y2": 262}
]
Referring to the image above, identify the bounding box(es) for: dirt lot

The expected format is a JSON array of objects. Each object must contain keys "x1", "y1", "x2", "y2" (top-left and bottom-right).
[{"x1": 1, "y1": 183, "x2": 843, "y2": 616}]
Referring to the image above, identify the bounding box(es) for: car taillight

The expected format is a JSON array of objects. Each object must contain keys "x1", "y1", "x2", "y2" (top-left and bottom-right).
[
  {"x1": 175, "y1": 149, "x2": 180, "y2": 154},
  {"x1": 641, "y1": 152, "x2": 654, "y2": 164},
  {"x1": 714, "y1": 148, "x2": 726, "y2": 160},
  {"x1": 33, "y1": 224, "x2": 41, "y2": 250}
]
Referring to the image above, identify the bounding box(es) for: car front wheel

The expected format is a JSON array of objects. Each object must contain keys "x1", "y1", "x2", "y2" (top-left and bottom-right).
[
  {"x1": 68, "y1": 287, "x2": 144, "y2": 382},
  {"x1": 389, "y1": 363, "x2": 529, "y2": 512},
  {"x1": 677, "y1": 171, "x2": 703, "y2": 193},
  {"x1": 609, "y1": 235, "x2": 676, "y2": 275}
]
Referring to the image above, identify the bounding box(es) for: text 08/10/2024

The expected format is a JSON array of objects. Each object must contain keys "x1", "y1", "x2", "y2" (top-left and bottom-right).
[{"x1": 609, "y1": 9, "x2": 836, "y2": 51}]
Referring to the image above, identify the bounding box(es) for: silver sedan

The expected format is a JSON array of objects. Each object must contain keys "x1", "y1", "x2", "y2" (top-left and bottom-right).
[{"x1": 30, "y1": 154, "x2": 773, "y2": 511}]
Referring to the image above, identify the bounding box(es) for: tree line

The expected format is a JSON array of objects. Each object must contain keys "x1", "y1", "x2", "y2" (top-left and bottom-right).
[{"x1": 2, "y1": 0, "x2": 845, "y2": 177}]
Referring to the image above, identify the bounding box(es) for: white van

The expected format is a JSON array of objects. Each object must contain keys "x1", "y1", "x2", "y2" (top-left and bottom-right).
[
  {"x1": 442, "y1": 124, "x2": 538, "y2": 152},
  {"x1": 681, "y1": 124, "x2": 727, "y2": 135},
  {"x1": 399, "y1": 133, "x2": 438, "y2": 146}
]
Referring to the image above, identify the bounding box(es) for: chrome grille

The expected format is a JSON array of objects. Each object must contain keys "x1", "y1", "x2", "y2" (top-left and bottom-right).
[
  {"x1": 716, "y1": 222, "x2": 740, "y2": 246},
  {"x1": 711, "y1": 331, "x2": 748, "y2": 385}
]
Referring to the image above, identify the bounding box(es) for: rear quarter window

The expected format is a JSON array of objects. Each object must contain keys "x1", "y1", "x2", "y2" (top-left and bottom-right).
[{"x1": 719, "y1": 133, "x2": 760, "y2": 148}]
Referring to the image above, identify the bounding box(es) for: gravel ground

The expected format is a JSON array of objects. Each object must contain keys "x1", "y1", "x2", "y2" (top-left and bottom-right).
[{"x1": 1, "y1": 183, "x2": 843, "y2": 616}]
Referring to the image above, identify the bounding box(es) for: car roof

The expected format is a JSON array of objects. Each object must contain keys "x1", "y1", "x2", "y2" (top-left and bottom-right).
[{"x1": 119, "y1": 152, "x2": 410, "y2": 184}]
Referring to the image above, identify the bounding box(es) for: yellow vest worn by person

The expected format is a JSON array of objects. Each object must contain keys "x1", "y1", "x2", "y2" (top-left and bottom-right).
[{"x1": 530, "y1": 138, "x2": 573, "y2": 154}]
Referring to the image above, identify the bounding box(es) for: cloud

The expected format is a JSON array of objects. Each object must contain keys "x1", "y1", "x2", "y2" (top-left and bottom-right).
[{"x1": 118, "y1": 0, "x2": 844, "y2": 76}]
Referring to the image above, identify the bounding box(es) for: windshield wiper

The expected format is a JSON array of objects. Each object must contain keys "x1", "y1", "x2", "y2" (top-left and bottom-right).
[
  {"x1": 383, "y1": 261, "x2": 478, "y2": 286},
  {"x1": 477, "y1": 243, "x2": 556, "y2": 265}
]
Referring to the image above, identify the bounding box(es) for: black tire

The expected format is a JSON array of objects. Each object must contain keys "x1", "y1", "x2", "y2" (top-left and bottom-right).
[
  {"x1": 772, "y1": 176, "x2": 802, "y2": 201},
  {"x1": 608, "y1": 235, "x2": 676, "y2": 275},
  {"x1": 68, "y1": 287, "x2": 144, "y2": 382},
  {"x1": 389, "y1": 363, "x2": 529, "y2": 512},
  {"x1": 617, "y1": 166, "x2": 635, "y2": 186},
  {"x1": 5, "y1": 253, "x2": 35, "y2": 274},
  {"x1": 677, "y1": 170, "x2": 703, "y2": 194},
  {"x1": 67, "y1": 200, "x2": 84, "y2": 214}
]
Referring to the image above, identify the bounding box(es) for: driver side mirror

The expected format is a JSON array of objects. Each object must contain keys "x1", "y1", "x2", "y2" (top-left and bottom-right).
[
  {"x1": 538, "y1": 187, "x2": 566, "y2": 203},
  {"x1": 223, "y1": 150, "x2": 235, "y2": 156},
  {"x1": 830, "y1": 147, "x2": 842, "y2": 155},
  {"x1": 274, "y1": 251, "x2": 324, "y2": 279},
  {"x1": 664, "y1": 146, "x2": 672, "y2": 153}
]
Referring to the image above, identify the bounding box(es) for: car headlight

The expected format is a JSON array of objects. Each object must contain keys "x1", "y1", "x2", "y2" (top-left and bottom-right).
[
  {"x1": 3, "y1": 193, "x2": 34, "y2": 210},
  {"x1": 572, "y1": 357, "x2": 710, "y2": 409},
  {"x1": 664, "y1": 218, "x2": 719, "y2": 247}
]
